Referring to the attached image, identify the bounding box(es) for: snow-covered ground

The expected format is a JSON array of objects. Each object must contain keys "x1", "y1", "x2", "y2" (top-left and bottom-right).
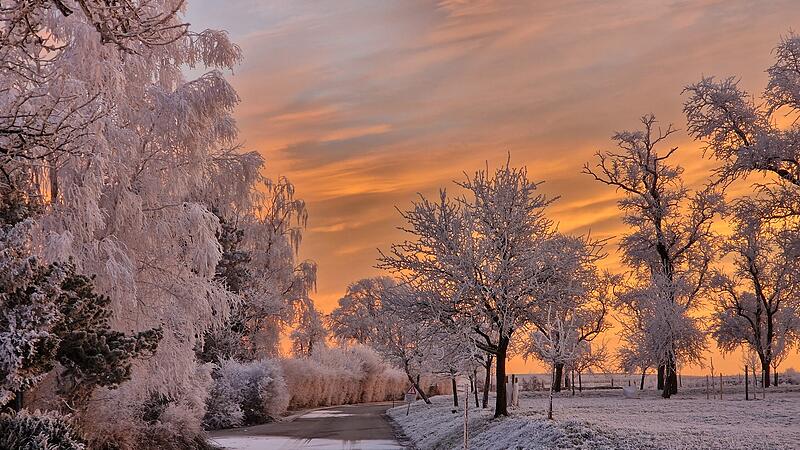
[
  {"x1": 388, "y1": 386, "x2": 800, "y2": 449},
  {"x1": 210, "y1": 436, "x2": 401, "y2": 450}
]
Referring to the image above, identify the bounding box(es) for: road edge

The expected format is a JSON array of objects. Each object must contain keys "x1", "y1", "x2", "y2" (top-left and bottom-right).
[{"x1": 383, "y1": 410, "x2": 417, "y2": 450}]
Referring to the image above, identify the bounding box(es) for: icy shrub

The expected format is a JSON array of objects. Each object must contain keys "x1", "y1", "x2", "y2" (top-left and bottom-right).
[
  {"x1": 785, "y1": 367, "x2": 799, "y2": 385},
  {"x1": 281, "y1": 345, "x2": 407, "y2": 410},
  {"x1": 204, "y1": 358, "x2": 289, "y2": 429},
  {"x1": 77, "y1": 364, "x2": 214, "y2": 450},
  {"x1": 0, "y1": 409, "x2": 86, "y2": 450}
]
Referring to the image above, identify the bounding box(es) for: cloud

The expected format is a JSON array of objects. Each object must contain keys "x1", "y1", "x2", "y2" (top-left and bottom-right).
[{"x1": 186, "y1": 0, "x2": 800, "y2": 374}]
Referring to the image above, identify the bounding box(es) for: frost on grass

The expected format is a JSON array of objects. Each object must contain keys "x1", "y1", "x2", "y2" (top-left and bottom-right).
[{"x1": 390, "y1": 388, "x2": 800, "y2": 450}]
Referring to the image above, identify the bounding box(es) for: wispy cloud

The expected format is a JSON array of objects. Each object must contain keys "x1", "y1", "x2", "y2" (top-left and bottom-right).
[{"x1": 186, "y1": 0, "x2": 800, "y2": 373}]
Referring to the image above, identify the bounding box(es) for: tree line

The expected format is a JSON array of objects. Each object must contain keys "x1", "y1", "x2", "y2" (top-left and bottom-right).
[{"x1": 329, "y1": 34, "x2": 800, "y2": 418}]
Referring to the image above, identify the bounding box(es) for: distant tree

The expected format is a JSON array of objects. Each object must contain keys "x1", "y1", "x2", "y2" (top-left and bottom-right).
[
  {"x1": 710, "y1": 199, "x2": 800, "y2": 388},
  {"x1": 525, "y1": 233, "x2": 609, "y2": 393},
  {"x1": 568, "y1": 342, "x2": 608, "y2": 393},
  {"x1": 379, "y1": 161, "x2": 561, "y2": 417},
  {"x1": 584, "y1": 115, "x2": 721, "y2": 398},
  {"x1": 328, "y1": 277, "x2": 392, "y2": 345},
  {"x1": 526, "y1": 305, "x2": 586, "y2": 420},
  {"x1": 329, "y1": 277, "x2": 436, "y2": 404},
  {"x1": 290, "y1": 299, "x2": 328, "y2": 358}
]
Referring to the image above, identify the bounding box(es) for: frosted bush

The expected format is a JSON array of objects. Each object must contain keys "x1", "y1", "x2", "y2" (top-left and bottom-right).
[
  {"x1": 0, "y1": 410, "x2": 85, "y2": 450},
  {"x1": 281, "y1": 346, "x2": 406, "y2": 410},
  {"x1": 204, "y1": 358, "x2": 289, "y2": 429}
]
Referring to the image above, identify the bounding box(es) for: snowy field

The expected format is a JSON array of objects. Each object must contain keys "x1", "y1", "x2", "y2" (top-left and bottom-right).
[{"x1": 388, "y1": 385, "x2": 800, "y2": 449}]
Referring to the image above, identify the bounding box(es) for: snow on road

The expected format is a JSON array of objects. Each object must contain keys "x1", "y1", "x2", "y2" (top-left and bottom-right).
[{"x1": 210, "y1": 436, "x2": 401, "y2": 450}]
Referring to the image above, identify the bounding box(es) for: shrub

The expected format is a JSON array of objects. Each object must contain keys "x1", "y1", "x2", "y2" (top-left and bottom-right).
[
  {"x1": 281, "y1": 345, "x2": 406, "y2": 410},
  {"x1": 0, "y1": 409, "x2": 86, "y2": 450},
  {"x1": 204, "y1": 358, "x2": 289, "y2": 429}
]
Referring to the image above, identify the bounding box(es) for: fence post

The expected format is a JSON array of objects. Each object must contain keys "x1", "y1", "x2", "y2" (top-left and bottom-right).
[
  {"x1": 719, "y1": 373, "x2": 723, "y2": 400},
  {"x1": 745, "y1": 366, "x2": 749, "y2": 401},
  {"x1": 463, "y1": 382, "x2": 469, "y2": 450}
]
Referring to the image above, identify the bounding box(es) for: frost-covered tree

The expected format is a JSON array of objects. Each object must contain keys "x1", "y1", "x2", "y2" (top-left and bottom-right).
[
  {"x1": 329, "y1": 277, "x2": 437, "y2": 404},
  {"x1": 710, "y1": 199, "x2": 800, "y2": 388},
  {"x1": 525, "y1": 233, "x2": 609, "y2": 393},
  {"x1": 199, "y1": 180, "x2": 317, "y2": 363},
  {"x1": 584, "y1": 115, "x2": 721, "y2": 398},
  {"x1": 683, "y1": 33, "x2": 800, "y2": 222},
  {"x1": 379, "y1": 161, "x2": 560, "y2": 417},
  {"x1": 526, "y1": 305, "x2": 586, "y2": 420},
  {"x1": 328, "y1": 277, "x2": 392, "y2": 345},
  {"x1": 290, "y1": 300, "x2": 327, "y2": 358},
  {"x1": 0, "y1": 191, "x2": 159, "y2": 412}
]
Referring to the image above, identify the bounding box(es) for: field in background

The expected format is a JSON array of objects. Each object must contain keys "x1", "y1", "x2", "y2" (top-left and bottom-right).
[
  {"x1": 391, "y1": 382, "x2": 800, "y2": 449},
  {"x1": 502, "y1": 370, "x2": 800, "y2": 395}
]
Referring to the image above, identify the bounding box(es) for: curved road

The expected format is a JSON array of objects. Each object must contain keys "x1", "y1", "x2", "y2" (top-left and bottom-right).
[{"x1": 209, "y1": 402, "x2": 406, "y2": 449}]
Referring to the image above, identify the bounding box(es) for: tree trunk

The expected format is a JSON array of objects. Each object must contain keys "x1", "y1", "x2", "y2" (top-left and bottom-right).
[
  {"x1": 13, "y1": 390, "x2": 23, "y2": 412},
  {"x1": 451, "y1": 376, "x2": 459, "y2": 407},
  {"x1": 571, "y1": 370, "x2": 575, "y2": 396},
  {"x1": 578, "y1": 371, "x2": 582, "y2": 393},
  {"x1": 640, "y1": 369, "x2": 646, "y2": 390},
  {"x1": 774, "y1": 368, "x2": 779, "y2": 387},
  {"x1": 553, "y1": 362, "x2": 563, "y2": 393},
  {"x1": 657, "y1": 365, "x2": 665, "y2": 390},
  {"x1": 662, "y1": 359, "x2": 677, "y2": 398},
  {"x1": 408, "y1": 374, "x2": 431, "y2": 404},
  {"x1": 472, "y1": 371, "x2": 479, "y2": 407},
  {"x1": 482, "y1": 354, "x2": 493, "y2": 409},
  {"x1": 494, "y1": 337, "x2": 510, "y2": 417},
  {"x1": 547, "y1": 366, "x2": 554, "y2": 420},
  {"x1": 762, "y1": 361, "x2": 771, "y2": 388}
]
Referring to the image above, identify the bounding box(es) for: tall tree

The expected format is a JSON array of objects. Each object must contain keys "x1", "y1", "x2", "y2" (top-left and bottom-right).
[
  {"x1": 379, "y1": 161, "x2": 559, "y2": 417},
  {"x1": 584, "y1": 115, "x2": 720, "y2": 398},
  {"x1": 710, "y1": 199, "x2": 800, "y2": 387}
]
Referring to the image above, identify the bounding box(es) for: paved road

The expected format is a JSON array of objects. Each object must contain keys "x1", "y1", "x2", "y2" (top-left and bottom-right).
[{"x1": 209, "y1": 403, "x2": 405, "y2": 450}]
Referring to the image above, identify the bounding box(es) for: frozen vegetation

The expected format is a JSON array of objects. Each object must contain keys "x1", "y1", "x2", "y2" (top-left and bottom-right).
[
  {"x1": 389, "y1": 385, "x2": 800, "y2": 450},
  {"x1": 3, "y1": 1, "x2": 800, "y2": 449}
]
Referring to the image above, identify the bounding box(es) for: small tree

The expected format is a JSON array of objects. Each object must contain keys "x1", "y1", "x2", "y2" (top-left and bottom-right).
[{"x1": 526, "y1": 306, "x2": 585, "y2": 420}]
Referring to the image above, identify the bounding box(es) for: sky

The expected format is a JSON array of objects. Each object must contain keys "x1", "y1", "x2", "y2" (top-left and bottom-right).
[{"x1": 186, "y1": 0, "x2": 800, "y2": 375}]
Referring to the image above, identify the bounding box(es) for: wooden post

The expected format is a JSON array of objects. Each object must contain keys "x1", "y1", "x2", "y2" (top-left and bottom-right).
[
  {"x1": 745, "y1": 366, "x2": 749, "y2": 401},
  {"x1": 463, "y1": 382, "x2": 469, "y2": 450},
  {"x1": 706, "y1": 375, "x2": 709, "y2": 400},
  {"x1": 719, "y1": 373, "x2": 723, "y2": 400}
]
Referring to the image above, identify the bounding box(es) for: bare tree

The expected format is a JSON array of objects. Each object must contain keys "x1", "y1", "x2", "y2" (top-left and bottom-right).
[
  {"x1": 328, "y1": 277, "x2": 436, "y2": 404},
  {"x1": 710, "y1": 199, "x2": 800, "y2": 388},
  {"x1": 379, "y1": 161, "x2": 558, "y2": 417},
  {"x1": 526, "y1": 305, "x2": 586, "y2": 419},
  {"x1": 584, "y1": 115, "x2": 721, "y2": 398}
]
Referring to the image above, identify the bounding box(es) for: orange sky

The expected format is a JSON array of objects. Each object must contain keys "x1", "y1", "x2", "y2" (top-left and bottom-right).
[{"x1": 187, "y1": 0, "x2": 800, "y2": 375}]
